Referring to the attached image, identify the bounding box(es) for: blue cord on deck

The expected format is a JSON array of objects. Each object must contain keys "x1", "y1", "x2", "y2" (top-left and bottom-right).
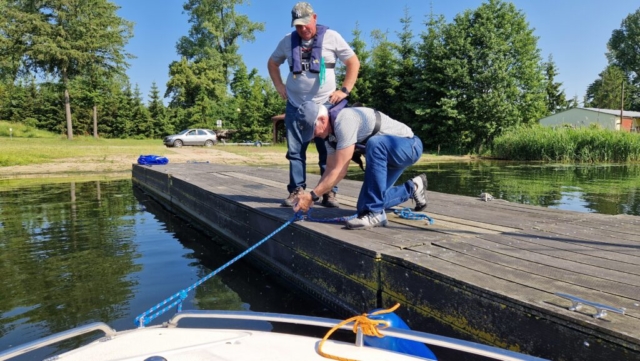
[
  {"x1": 134, "y1": 212, "x2": 303, "y2": 327},
  {"x1": 394, "y1": 207, "x2": 435, "y2": 224}
]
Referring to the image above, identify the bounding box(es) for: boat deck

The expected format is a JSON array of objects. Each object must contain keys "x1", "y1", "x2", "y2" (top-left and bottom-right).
[{"x1": 132, "y1": 163, "x2": 640, "y2": 361}]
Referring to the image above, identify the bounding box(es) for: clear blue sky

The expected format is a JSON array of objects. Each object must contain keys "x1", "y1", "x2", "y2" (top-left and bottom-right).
[{"x1": 112, "y1": 0, "x2": 637, "y2": 104}]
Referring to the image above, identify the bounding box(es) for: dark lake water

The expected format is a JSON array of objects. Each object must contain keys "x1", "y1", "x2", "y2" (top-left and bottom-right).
[
  {"x1": 1, "y1": 161, "x2": 638, "y2": 360},
  {"x1": 0, "y1": 179, "x2": 335, "y2": 360}
]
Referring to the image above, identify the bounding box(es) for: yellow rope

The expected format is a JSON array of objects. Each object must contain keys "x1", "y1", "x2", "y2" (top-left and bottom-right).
[{"x1": 317, "y1": 303, "x2": 401, "y2": 361}]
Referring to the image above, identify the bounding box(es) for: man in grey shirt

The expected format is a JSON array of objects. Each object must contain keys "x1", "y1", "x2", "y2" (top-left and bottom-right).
[
  {"x1": 268, "y1": 2, "x2": 360, "y2": 208},
  {"x1": 292, "y1": 101, "x2": 427, "y2": 230}
]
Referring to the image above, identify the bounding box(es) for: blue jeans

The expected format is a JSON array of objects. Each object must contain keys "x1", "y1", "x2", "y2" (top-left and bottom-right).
[
  {"x1": 285, "y1": 101, "x2": 338, "y2": 194},
  {"x1": 356, "y1": 135, "x2": 423, "y2": 214}
]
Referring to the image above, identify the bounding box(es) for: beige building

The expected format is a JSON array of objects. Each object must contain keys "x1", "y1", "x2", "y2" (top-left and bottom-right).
[{"x1": 539, "y1": 108, "x2": 640, "y2": 132}]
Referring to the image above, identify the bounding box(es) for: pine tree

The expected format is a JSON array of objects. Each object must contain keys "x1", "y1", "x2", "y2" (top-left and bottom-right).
[
  {"x1": 367, "y1": 29, "x2": 399, "y2": 114},
  {"x1": 148, "y1": 82, "x2": 171, "y2": 137},
  {"x1": 543, "y1": 55, "x2": 567, "y2": 114},
  {"x1": 7, "y1": 0, "x2": 133, "y2": 139}
]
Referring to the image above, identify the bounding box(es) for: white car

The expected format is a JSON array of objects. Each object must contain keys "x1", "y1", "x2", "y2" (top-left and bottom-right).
[{"x1": 163, "y1": 129, "x2": 217, "y2": 147}]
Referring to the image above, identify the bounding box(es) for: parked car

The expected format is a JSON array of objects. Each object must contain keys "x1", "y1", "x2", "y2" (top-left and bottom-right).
[{"x1": 163, "y1": 129, "x2": 217, "y2": 147}]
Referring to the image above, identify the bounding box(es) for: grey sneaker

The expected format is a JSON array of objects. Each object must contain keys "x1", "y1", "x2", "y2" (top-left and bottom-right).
[
  {"x1": 411, "y1": 174, "x2": 428, "y2": 211},
  {"x1": 321, "y1": 191, "x2": 340, "y2": 208},
  {"x1": 346, "y1": 211, "x2": 388, "y2": 230},
  {"x1": 281, "y1": 187, "x2": 303, "y2": 207}
]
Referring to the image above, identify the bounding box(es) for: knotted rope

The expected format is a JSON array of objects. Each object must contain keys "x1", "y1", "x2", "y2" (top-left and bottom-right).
[
  {"x1": 134, "y1": 212, "x2": 303, "y2": 327},
  {"x1": 317, "y1": 303, "x2": 401, "y2": 361},
  {"x1": 394, "y1": 207, "x2": 435, "y2": 225}
]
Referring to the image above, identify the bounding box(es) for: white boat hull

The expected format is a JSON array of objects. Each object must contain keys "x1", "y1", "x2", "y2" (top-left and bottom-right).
[{"x1": 56, "y1": 327, "x2": 425, "y2": 361}]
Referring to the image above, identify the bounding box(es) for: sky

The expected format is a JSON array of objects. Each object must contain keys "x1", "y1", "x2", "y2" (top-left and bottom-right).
[{"x1": 111, "y1": 0, "x2": 638, "y2": 104}]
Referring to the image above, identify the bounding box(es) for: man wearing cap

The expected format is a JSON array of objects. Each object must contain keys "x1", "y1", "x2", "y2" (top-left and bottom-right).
[
  {"x1": 292, "y1": 101, "x2": 428, "y2": 230},
  {"x1": 268, "y1": 2, "x2": 360, "y2": 209}
]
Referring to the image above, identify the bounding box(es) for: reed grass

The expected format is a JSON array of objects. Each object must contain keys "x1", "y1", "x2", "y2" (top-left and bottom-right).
[{"x1": 491, "y1": 125, "x2": 640, "y2": 162}]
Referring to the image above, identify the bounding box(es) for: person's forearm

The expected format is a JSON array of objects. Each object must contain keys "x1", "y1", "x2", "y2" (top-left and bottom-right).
[
  {"x1": 267, "y1": 59, "x2": 284, "y2": 87},
  {"x1": 341, "y1": 55, "x2": 360, "y2": 91},
  {"x1": 312, "y1": 170, "x2": 342, "y2": 196},
  {"x1": 311, "y1": 156, "x2": 348, "y2": 195}
]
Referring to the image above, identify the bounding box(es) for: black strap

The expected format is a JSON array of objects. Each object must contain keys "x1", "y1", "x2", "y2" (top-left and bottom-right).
[
  {"x1": 290, "y1": 63, "x2": 336, "y2": 72},
  {"x1": 359, "y1": 110, "x2": 381, "y2": 145}
]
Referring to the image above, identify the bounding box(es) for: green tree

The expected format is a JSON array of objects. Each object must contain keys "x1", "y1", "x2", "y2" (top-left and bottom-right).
[
  {"x1": 585, "y1": 64, "x2": 633, "y2": 110},
  {"x1": 6, "y1": 0, "x2": 133, "y2": 139},
  {"x1": 543, "y1": 55, "x2": 567, "y2": 114},
  {"x1": 178, "y1": 0, "x2": 264, "y2": 85},
  {"x1": 607, "y1": 8, "x2": 640, "y2": 82},
  {"x1": 367, "y1": 29, "x2": 399, "y2": 114},
  {"x1": 231, "y1": 63, "x2": 283, "y2": 141},
  {"x1": 392, "y1": 8, "x2": 418, "y2": 124},
  {"x1": 166, "y1": 0, "x2": 264, "y2": 123},
  {"x1": 148, "y1": 82, "x2": 172, "y2": 137},
  {"x1": 415, "y1": 0, "x2": 546, "y2": 153},
  {"x1": 338, "y1": 23, "x2": 372, "y2": 106}
]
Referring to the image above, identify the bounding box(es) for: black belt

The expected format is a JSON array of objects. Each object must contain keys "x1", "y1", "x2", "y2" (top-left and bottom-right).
[{"x1": 290, "y1": 63, "x2": 335, "y2": 72}]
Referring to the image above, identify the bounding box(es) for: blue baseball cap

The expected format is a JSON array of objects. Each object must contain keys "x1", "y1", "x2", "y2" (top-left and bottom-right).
[{"x1": 296, "y1": 101, "x2": 320, "y2": 142}]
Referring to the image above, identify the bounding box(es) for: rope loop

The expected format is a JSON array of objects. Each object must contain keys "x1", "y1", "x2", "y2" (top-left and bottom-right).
[
  {"x1": 394, "y1": 207, "x2": 435, "y2": 225},
  {"x1": 317, "y1": 303, "x2": 401, "y2": 361}
]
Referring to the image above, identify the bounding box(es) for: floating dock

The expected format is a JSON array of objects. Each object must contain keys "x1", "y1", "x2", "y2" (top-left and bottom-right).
[{"x1": 132, "y1": 163, "x2": 640, "y2": 361}]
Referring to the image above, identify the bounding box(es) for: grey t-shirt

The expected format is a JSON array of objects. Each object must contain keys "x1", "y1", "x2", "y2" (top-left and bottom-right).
[
  {"x1": 270, "y1": 29, "x2": 355, "y2": 108},
  {"x1": 326, "y1": 108, "x2": 414, "y2": 154}
]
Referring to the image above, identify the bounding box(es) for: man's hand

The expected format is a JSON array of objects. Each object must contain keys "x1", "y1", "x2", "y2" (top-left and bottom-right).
[
  {"x1": 328, "y1": 89, "x2": 348, "y2": 104},
  {"x1": 293, "y1": 191, "x2": 313, "y2": 212}
]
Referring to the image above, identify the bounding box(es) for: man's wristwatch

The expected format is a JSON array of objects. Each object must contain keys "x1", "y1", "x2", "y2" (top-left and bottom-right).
[
  {"x1": 340, "y1": 86, "x2": 350, "y2": 96},
  {"x1": 310, "y1": 190, "x2": 320, "y2": 202}
]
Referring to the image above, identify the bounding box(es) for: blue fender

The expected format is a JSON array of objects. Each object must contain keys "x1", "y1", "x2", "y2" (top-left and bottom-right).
[{"x1": 364, "y1": 310, "x2": 437, "y2": 360}]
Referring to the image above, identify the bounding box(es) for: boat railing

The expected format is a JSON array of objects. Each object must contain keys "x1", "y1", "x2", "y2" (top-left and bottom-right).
[
  {"x1": 167, "y1": 310, "x2": 550, "y2": 361},
  {"x1": 0, "y1": 322, "x2": 116, "y2": 361}
]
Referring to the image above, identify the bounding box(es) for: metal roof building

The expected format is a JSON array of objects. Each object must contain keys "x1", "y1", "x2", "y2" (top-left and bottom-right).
[{"x1": 539, "y1": 108, "x2": 640, "y2": 132}]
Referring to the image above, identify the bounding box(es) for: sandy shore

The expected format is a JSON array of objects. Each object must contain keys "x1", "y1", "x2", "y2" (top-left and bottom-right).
[{"x1": 0, "y1": 147, "x2": 293, "y2": 179}]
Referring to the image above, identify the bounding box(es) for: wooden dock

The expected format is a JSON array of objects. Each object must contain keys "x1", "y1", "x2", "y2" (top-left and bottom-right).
[{"x1": 132, "y1": 163, "x2": 640, "y2": 361}]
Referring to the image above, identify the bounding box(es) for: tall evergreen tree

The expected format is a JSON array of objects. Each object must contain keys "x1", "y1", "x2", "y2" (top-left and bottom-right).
[
  {"x1": 414, "y1": 13, "x2": 450, "y2": 151},
  {"x1": 367, "y1": 29, "x2": 399, "y2": 114},
  {"x1": 392, "y1": 8, "x2": 418, "y2": 124},
  {"x1": 543, "y1": 55, "x2": 567, "y2": 114},
  {"x1": 338, "y1": 23, "x2": 372, "y2": 106},
  {"x1": 147, "y1": 82, "x2": 172, "y2": 137},
  {"x1": 4, "y1": 0, "x2": 133, "y2": 139}
]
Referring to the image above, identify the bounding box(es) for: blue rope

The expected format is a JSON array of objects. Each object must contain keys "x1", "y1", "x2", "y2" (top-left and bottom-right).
[
  {"x1": 394, "y1": 207, "x2": 435, "y2": 225},
  {"x1": 134, "y1": 212, "x2": 303, "y2": 327},
  {"x1": 304, "y1": 208, "x2": 357, "y2": 223}
]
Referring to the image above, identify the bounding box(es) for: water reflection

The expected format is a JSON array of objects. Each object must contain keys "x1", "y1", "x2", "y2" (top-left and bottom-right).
[
  {"x1": 0, "y1": 179, "x2": 333, "y2": 360},
  {"x1": 344, "y1": 161, "x2": 640, "y2": 216}
]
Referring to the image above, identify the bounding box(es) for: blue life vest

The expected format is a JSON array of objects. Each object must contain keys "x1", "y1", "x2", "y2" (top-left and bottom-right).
[{"x1": 290, "y1": 25, "x2": 329, "y2": 74}]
